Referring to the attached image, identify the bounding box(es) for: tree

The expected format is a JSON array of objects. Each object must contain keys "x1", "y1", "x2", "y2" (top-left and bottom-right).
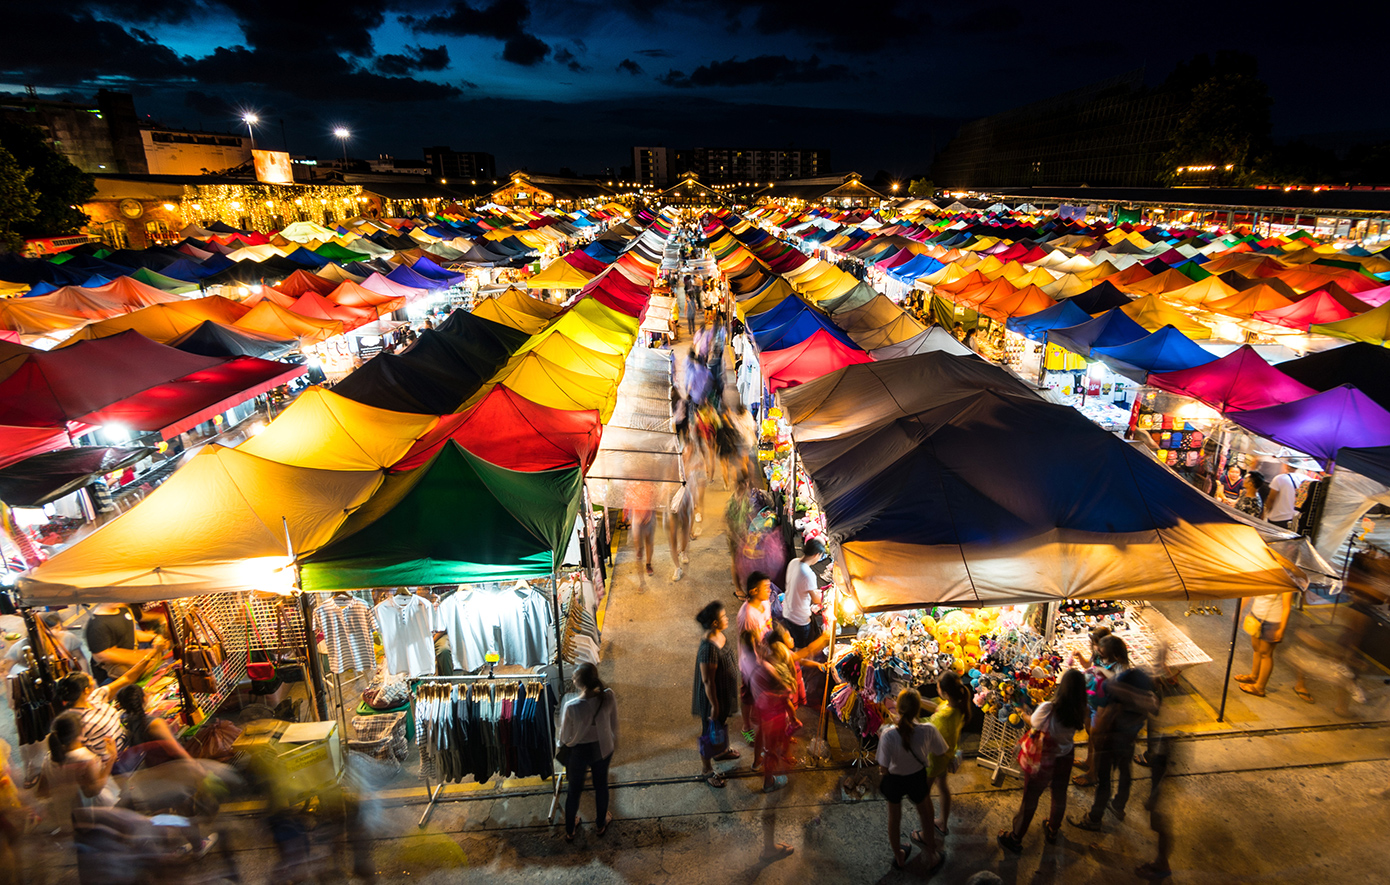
[
  {"x1": 0, "y1": 120, "x2": 96, "y2": 239},
  {"x1": 907, "y1": 178, "x2": 936, "y2": 197},
  {"x1": 0, "y1": 146, "x2": 38, "y2": 252},
  {"x1": 1158, "y1": 54, "x2": 1272, "y2": 186}
]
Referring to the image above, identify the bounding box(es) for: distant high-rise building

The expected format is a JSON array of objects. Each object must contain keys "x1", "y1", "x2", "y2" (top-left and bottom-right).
[
  {"x1": 423, "y1": 146, "x2": 496, "y2": 183},
  {"x1": 0, "y1": 89, "x2": 148, "y2": 174},
  {"x1": 932, "y1": 70, "x2": 1181, "y2": 189},
  {"x1": 632, "y1": 145, "x2": 829, "y2": 188},
  {"x1": 633, "y1": 146, "x2": 673, "y2": 187}
]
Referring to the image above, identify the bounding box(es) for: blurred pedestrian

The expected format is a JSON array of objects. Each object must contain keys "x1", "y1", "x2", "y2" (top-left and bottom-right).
[
  {"x1": 998, "y1": 668, "x2": 1087, "y2": 852},
  {"x1": 55, "y1": 657, "x2": 156, "y2": 766},
  {"x1": 878, "y1": 688, "x2": 947, "y2": 872},
  {"x1": 557, "y1": 663, "x2": 619, "y2": 841},
  {"x1": 1235, "y1": 471, "x2": 1267, "y2": 518},
  {"x1": 752, "y1": 624, "x2": 800, "y2": 863},
  {"x1": 626, "y1": 491, "x2": 656, "y2": 585},
  {"x1": 924, "y1": 671, "x2": 970, "y2": 836},
  {"x1": 737, "y1": 573, "x2": 774, "y2": 747},
  {"x1": 1069, "y1": 625, "x2": 1114, "y2": 788},
  {"x1": 693, "y1": 602, "x2": 740, "y2": 787},
  {"x1": 668, "y1": 481, "x2": 693, "y2": 581},
  {"x1": 37, "y1": 710, "x2": 117, "y2": 835},
  {"x1": 1235, "y1": 591, "x2": 1295, "y2": 698},
  {"x1": 1071, "y1": 636, "x2": 1157, "y2": 832}
]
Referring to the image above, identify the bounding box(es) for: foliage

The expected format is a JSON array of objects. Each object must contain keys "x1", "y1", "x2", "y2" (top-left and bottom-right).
[
  {"x1": 907, "y1": 178, "x2": 936, "y2": 197},
  {"x1": 0, "y1": 146, "x2": 38, "y2": 252},
  {"x1": 1159, "y1": 71, "x2": 1272, "y2": 186},
  {"x1": 0, "y1": 120, "x2": 96, "y2": 239}
]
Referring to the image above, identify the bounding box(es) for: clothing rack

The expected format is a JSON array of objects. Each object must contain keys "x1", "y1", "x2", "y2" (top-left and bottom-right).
[{"x1": 408, "y1": 671, "x2": 556, "y2": 828}]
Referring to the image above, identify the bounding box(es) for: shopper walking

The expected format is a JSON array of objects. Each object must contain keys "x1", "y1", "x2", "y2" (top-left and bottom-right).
[
  {"x1": 1069, "y1": 625, "x2": 1114, "y2": 788},
  {"x1": 750, "y1": 624, "x2": 801, "y2": 863},
  {"x1": 1235, "y1": 590, "x2": 1296, "y2": 697},
  {"x1": 668, "y1": 481, "x2": 694, "y2": 581},
  {"x1": 877, "y1": 688, "x2": 947, "y2": 873},
  {"x1": 693, "y1": 602, "x2": 740, "y2": 787},
  {"x1": 557, "y1": 663, "x2": 619, "y2": 841},
  {"x1": 924, "y1": 671, "x2": 969, "y2": 836},
  {"x1": 1071, "y1": 636, "x2": 1157, "y2": 832},
  {"x1": 997, "y1": 669, "x2": 1087, "y2": 852}
]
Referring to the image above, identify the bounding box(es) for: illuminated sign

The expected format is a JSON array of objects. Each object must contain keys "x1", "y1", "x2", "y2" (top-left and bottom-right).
[{"x1": 252, "y1": 149, "x2": 294, "y2": 185}]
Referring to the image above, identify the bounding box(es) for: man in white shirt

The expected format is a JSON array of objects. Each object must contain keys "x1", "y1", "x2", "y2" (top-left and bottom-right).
[
  {"x1": 782, "y1": 540, "x2": 826, "y2": 649},
  {"x1": 1263, "y1": 463, "x2": 1299, "y2": 529}
]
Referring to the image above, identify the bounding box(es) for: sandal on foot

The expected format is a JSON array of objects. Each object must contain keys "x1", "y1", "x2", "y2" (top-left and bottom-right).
[
  {"x1": 1071, "y1": 773, "x2": 1095, "y2": 787},
  {"x1": 893, "y1": 844, "x2": 914, "y2": 869},
  {"x1": 705, "y1": 772, "x2": 727, "y2": 788},
  {"x1": 911, "y1": 829, "x2": 932, "y2": 848},
  {"x1": 925, "y1": 849, "x2": 947, "y2": 875},
  {"x1": 1044, "y1": 821, "x2": 1060, "y2": 844},
  {"x1": 760, "y1": 843, "x2": 794, "y2": 861},
  {"x1": 997, "y1": 831, "x2": 1023, "y2": 854},
  {"x1": 934, "y1": 820, "x2": 949, "y2": 837},
  {"x1": 714, "y1": 749, "x2": 741, "y2": 761},
  {"x1": 1295, "y1": 687, "x2": 1315, "y2": 704},
  {"x1": 1070, "y1": 815, "x2": 1103, "y2": 832},
  {"x1": 1238, "y1": 683, "x2": 1266, "y2": 697},
  {"x1": 1234, "y1": 674, "x2": 1255, "y2": 684},
  {"x1": 596, "y1": 812, "x2": 613, "y2": 837}
]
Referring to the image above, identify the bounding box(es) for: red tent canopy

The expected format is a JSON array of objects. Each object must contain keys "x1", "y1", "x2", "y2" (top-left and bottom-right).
[
  {"x1": 762, "y1": 328, "x2": 874, "y2": 392},
  {"x1": 289, "y1": 292, "x2": 376, "y2": 330},
  {"x1": 1252, "y1": 289, "x2": 1359, "y2": 330},
  {"x1": 327, "y1": 280, "x2": 406, "y2": 313},
  {"x1": 0, "y1": 425, "x2": 71, "y2": 469},
  {"x1": 563, "y1": 250, "x2": 610, "y2": 276},
  {"x1": 360, "y1": 272, "x2": 427, "y2": 300},
  {"x1": 1148, "y1": 345, "x2": 1317, "y2": 413},
  {"x1": 271, "y1": 270, "x2": 336, "y2": 298},
  {"x1": 241, "y1": 286, "x2": 298, "y2": 309},
  {"x1": 392, "y1": 385, "x2": 602, "y2": 472}
]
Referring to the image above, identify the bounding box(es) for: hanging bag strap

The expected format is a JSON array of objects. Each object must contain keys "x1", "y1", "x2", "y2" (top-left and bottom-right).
[
  {"x1": 246, "y1": 601, "x2": 268, "y2": 663},
  {"x1": 194, "y1": 609, "x2": 225, "y2": 651}
]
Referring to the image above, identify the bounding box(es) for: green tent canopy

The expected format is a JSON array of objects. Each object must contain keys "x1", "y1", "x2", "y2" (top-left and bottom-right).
[
  {"x1": 130, "y1": 267, "x2": 200, "y2": 294},
  {"x1": 299, "y1": 441, "x2": 582, "y2": 590}
]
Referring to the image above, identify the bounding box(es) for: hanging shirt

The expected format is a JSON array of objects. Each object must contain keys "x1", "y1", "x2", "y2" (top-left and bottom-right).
[
  {"x1": 374, "y1": 595, "x2": 437, "y2": 677},
  {"x1": 313, "y1": 595, "x2": 377, "y2": 674}
]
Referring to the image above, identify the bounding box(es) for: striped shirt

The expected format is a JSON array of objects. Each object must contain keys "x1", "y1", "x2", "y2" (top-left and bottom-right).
[
  {"x1": 313, "y1": 595, "x2": 378, "y2": 674},
  {"x1": 79, "y1": 686, "x2": 123, "y2": 761}
]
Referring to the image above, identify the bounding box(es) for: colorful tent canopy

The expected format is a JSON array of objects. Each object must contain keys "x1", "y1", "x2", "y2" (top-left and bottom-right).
[
  {"x1": 1064, "y1": 281, "x2": 1131, "y2": 314},
  {"x1": 1148, "y1": 346, "x2": 1317, "y2": 413},
  {"x1": 1251, "y1": 290, "x2": 1358, "y2": 330},
  {"x1": 394, "y1": 385, "x2": 601, "y2": 472},
  {"x1": 1276, "y1": 343, "x2": 1390, "y2": 411},
  {"x1": 869, "y1": 326, "x2": 978, "y2": 361},
  {"x1": 18, "y1": 445, "x2": 384, "y2": 604},
  {"x1": 166, "y1": 321, "x2": 297, "y2": 359},
  {"x1": 299, "y1": 441, "x2": 582, "y2": 589},
  {"x1": 0, "y1": 425, "x2": 72, "y2": 470},
  {"x1": 524, "y1": 257, "x2": 595, "y2": 289},
  {"x1": 0, "y1": 446, "x2": 152, "y2": 507},
  {"x1": 234, "y1": 301, "x2": 343, "y2": 344},
  {"x1": 1310, "y1": 300, "x2": 1390, "y2": 344},
  {"x1": 238, "y1": 387, "x2": 437, "y2": 471},
  {"x1": 58, "y1": 296, "x2": 251, "y2": 346},
  {"x1": 1006, "y1": 299, "x2": 1091, "y2": 342},
  {"x1": 1228, "y1": 385, "x2": 1390, "y2": 466},
  {"x1": 1048, "y1": 308, "x2": 1150, "y2": 357},
  {"x1": 761, "y1": 328, "x2": 875, "y2": 392},
  {"x1": 1090, "y1": 325, "x2": 1216, "y2": 382},
  {"x1": 1120, "y1": 295, "x2": 1212, "y2": 338},
  {"x1": 797, "y1": 388, "x2": 1295, "y2": 610}
]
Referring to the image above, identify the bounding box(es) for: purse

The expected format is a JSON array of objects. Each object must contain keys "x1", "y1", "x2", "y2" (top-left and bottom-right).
[
  {"x1": 182, "y1": 609, "x2": 225, "y2": 669},
  {"x1": 557, "y1": 696, "x2": 604, "y2": 768},
  {"x1": 1016, "y1": 717, "x2": 1057, "y2": 779},
  {"x1": 698, "y1": 718, "x2": 729, "y2": 758},
  {"x1": 245, "y1": 602, "x2": 280, "y2": 688},
  {"x1": 1242, "y1": 614, "x2": 1262, "y2": 637}
]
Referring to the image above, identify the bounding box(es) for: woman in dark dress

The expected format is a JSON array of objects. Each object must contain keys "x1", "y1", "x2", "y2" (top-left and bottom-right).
[{"x1": 693, "y1": 601, "x2": 740, "y2": 787}]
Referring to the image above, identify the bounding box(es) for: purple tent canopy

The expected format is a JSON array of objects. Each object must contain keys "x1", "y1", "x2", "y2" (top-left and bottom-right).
[{"x1": 1227, "y1": 384, "x2": 1390, "y2": 467}]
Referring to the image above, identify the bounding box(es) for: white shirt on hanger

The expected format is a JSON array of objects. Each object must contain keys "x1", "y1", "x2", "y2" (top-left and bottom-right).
[{"x1": 373, "y1": 594, "x2": 437, "y2": 677}]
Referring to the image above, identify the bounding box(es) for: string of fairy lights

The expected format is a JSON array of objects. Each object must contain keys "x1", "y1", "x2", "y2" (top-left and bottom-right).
[{"x1": 180, "y1": 183, "x2": 367, "y2": 231}]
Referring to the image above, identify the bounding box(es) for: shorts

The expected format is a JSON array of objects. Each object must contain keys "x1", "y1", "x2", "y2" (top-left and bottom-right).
[
  {"x1": 880, "y1": 768, "x2": 929, "y2": 805},
  {"x1": 1258, "y1": 619, "x2": 1282, "y2": 643}
]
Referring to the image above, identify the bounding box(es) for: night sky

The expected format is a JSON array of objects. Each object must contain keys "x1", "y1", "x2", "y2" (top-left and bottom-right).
[{"x1": 4, "y1": 2, "x2": 1388, "y2": 177}]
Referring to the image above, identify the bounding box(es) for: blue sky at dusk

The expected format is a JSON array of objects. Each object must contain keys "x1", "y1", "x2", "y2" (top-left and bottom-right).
[{"x1": 2, "y1": 2, "x2": 1385, "y2": 176}]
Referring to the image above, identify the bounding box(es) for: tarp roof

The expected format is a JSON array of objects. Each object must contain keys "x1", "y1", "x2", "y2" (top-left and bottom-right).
[
  {"x1": 300, "y1": 441, "x2": 582, "y2": 589},
  {"x1": 1229, "y1": 385, "x2": 1390, "y2": 467},
  {"x1": 1276, "y1": 343, "x2": 1390, "y2": 411},
  {"x1": 762, "y1": 328, "x2": 875, "y2": 392},
  {"x1": 235, "y1": 300, "x2": 343, "y2": 344},
  {"x1": 1006, "y1": 299, "x2": 1091, "y2": 342},
  {"x1": 869, "y1": 326, "x2": 978, "y2": 361},
  {"x1": 0, "y1": 445, "x2": 151, "y2": 507},
  {"x1": 19, "y1": 445, "x2": 384, "y2": 604},
  {"x1": 1148, "y1": 345, "x2": 1318, "y2": 413},
  {"x1": 1091, "y1": 325, "x2": 1216, "y2": 382},
  {"x1": 1310, "y1": 300, "x2": 1390, "y2": 345},
  {"x1": 166, "y1": 321, "x2": 297, "y2": 359},
  {"x1": 1120, "y1": 295, "x2": 1212, "y2": 338},
  {"x1": 796, "y1": 388, "x2": 1297, "y2": 610},
  {"x1": 1048, "y1": 308, "x2": 1150, "y2": 356},
  {"x1": 238, "y1": 387, "x2": 437, "y2": 471}
]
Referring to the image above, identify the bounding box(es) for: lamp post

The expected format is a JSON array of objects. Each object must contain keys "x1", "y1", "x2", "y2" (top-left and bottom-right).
[
  {"x1": 333, "y1": 127, "x2": 350, "y2": 166},
  {"x1": 242, "y1": 112, "x2": 259, "y2": 150}
]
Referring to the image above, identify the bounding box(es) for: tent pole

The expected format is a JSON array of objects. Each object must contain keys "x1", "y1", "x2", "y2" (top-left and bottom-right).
[
  {"x1": 550, "y1": 570, "x2": 565, "y2": 692},
  {"x1": 1217, "y1": 602, "x2": 1241, "y2": 722},
  {"x1": 298, "y1": 588, "x2": 330, "y2": 722}
]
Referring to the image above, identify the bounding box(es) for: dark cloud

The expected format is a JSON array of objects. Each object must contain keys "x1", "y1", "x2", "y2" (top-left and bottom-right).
[
  {"x1": 230, "y1": 0, "x2": 387, "y2": 57},
  {"x1": 634, "y1": 49, "x2": 673, "y2": 58},
  {"x1": 77, "y1": 0, "x2": 216, "y2": 24},
  {"x1": 0, "y1": 11, "x2": 192, "y2": 81},
  {"x1": 376, "y1": 45, "x2": 451, "y2": 76},
  {"x1": 951, "y1": 5, "x2": 1022, "y2": 34},
  {"x1": 661, "y1": 0, "x2": 928, "y2": 52},
  {"x1": 461, "y1": 79, "x2": 481, "y2": 89},
  {"x1": 553, "y1": 47, "x2": 588, "y2": 73},
  {"x1": 617, "y1": 58, "x2": 644, "y2": 75},
  {"x1": 403, "y1": 0, "x2": 550, "y2": 66},
  {"x1": 658, "y1": 55, "x2": 851, "y2": 88}
]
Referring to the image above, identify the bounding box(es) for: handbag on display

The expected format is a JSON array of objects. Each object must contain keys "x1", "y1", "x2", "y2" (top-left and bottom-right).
[
  {"x1": 182, "y1": 609, "x2": 225, "y2": 671},
  {"x1": 245, "y1": 602, "x2": 281, "y2": 691}
]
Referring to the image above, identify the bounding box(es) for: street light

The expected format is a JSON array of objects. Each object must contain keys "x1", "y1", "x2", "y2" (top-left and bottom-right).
[
  {"x1": 333, "y1": 127, "x2": 350, "y2": 164},
  {"x1": 242, "y1": 112, "x2": 259, "y2": 150}
]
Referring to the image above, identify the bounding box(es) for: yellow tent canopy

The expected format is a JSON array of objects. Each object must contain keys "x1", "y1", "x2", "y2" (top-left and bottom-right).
[
  {"x1": 58, "y1": 296, "x2": 251, "y2": 346},
  {"x1": 1120, "y1": 295, "x2": 1213, "y2": 338},
  {"x1": 736, "y1": 277, "x2": 797, "y2": 319},
  {"x1": 234, "y1": 300, "x2": 343, "y2": 344},
  {"x1": 238, "y1": 387, "x2": 437, "y2": 470},
  {"x1": 524, "y1": 257, "x2": 595, "y2": 290},
  {"x1": 469, "y1": 352, "x2": 619, "y2": 420},
  {"x1": 17, "y1": 445, "x2": 384, "y2": 604},
  {"x1": 511, "y1": 331, "x2": 626, "y2": 382}
]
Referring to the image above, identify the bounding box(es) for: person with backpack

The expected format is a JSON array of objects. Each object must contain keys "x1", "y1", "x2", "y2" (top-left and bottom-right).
[
  {"x1": 998, "y1": 669, "x2": 1088, "y2": 853},
  {"x1": 878, "y1": 688, "x2": 948, "y2": 873},
  {"x1": 1071, "y1": 636, "x2": 1158, "y2": 832}
]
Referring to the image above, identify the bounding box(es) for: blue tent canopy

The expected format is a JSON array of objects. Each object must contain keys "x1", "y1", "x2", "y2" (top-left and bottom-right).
[
  {"x1": 887, "y1": 254, "x2": 945, "y2": 281},
  {"x1": 1048, "y1": 308, "x2": 1149, "y2": 357},
  {"x1": 409, "y1": 256, "x2": 468, "y2": 286},
  {"x1": 387, "y1": 264, "x2": 448, "y2": 291},
  {"x1": 1006, "y1": 299, "x2": 1091, "y2": 342},
  {"x1": 755, "y1": 308, "x2": 860, "y2": 353},
  {"x1": 1091, "y1": 325, "x2": 1216, "y2": 383},
  {"x1": 746, "y1": 294, "x2": 813, "y2": 329}
]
